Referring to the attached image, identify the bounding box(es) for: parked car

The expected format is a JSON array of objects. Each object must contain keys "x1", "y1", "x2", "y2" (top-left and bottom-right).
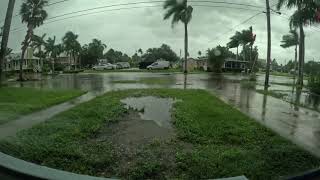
[
  {"x1": 147, "y1": 61, "x2": 170, "y2": 70},
  {"x1": 116, "y1": 62, "x2": 130, "y2": 69},
  {"x1": 92, "y1": 63, "x2": 117, "y2": 70}
]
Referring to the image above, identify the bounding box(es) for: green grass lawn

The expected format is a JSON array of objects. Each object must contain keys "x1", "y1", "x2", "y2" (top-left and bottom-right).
[
  {"x1": 0, "y1": 89, "x2": 319, "y2": 179},
  {"x1": 0, "y1": 87, "x2": 85, "y2": 124}
]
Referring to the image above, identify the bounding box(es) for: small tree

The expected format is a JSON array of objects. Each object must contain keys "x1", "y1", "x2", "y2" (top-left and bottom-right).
[
  {"x1": 280, "y1": 29, "x2": 299, "y2": 73},
  {"x1": 207, "y1": 46, "x2": 229, "y2": 73}
]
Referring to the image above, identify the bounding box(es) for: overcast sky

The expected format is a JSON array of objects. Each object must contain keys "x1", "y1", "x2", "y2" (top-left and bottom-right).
[{"x1": 1, "y1": 0, "x2": 320, "y2": 65}]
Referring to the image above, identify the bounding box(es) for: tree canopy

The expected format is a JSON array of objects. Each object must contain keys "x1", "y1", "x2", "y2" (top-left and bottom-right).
[{"x1": 141, "y1": 44, "x2": 179, "y2": 62}]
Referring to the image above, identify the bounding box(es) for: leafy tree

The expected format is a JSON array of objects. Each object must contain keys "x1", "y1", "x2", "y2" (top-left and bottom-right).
[
  {"x1": 239, "y1": 28, "x2": 254, "y2": 61},
  {"x1": 163, "y1": 0, "x2": 193, "y2": 73},
  {"x1": 138, "y1": 48, "x2": 143, "y2": 55},
  {"x1": 283, "y1": 60, "x2": 295, "y2": 72},
  {"x1": 227, "y1": 31, "x2": 242, "y2": 60},
  {"x1": 304, "y1": 61, "x2": 320, "y2": 75},
  {"x1": 131, "y1": 53, "x2": 142, "y2": 67},
  {"x1": 280, "y1": 29, "x2": 299, "y2": 72},
  {"x1": 240, "y1": 45, "x2": 259, "y2": 72},
  {"x1": 45, "y1": 36, "x2": 63, "y2": 72},
  {"x1": 142, "y1": 44, "x2": 179, "y2": 63},
  {"x1": 19, "y1": 0, "x2": 48, "y2": 80},
  {"x1": 207, "y1": 46, "x2": 230, "y2": 73},
  {"x1": 81, "y1": 39, "x2": 106, "y2": 67},
  {"x1": 30, "y1": 33, "x2": 46, "y2": 59},
  {"x1": 198, "y1": 50, "x2": 202, "y2": 58},
  {"x1": 104, "y1": 48, "x2": 125, "y2": 63},
  {"x1": 62, "y1": 31, "x2": 81, "y2": 70}
]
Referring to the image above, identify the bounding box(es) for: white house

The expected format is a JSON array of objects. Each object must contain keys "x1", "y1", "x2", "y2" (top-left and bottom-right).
[{"x1": 4, "y1": 48, "x2": 42, "y2": 73}]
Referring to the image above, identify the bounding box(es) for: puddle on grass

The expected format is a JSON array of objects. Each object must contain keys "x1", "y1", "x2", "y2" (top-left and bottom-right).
[{"x1": 120, "y1": 96, "x2": 178, "y2": 129}]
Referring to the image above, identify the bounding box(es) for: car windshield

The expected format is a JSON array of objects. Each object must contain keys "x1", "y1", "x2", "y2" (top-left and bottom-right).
[{"x1": 1, "y1": 0, "x2": 320, "y2": 180}]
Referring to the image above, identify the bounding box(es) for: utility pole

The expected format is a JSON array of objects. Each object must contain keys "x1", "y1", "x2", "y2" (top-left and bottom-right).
[
  {"x1": 0, "y1": 0, "x2": 16, "y2": 86},
  {"x1": 264, "y1": 0, "x2": 271, "y2": 90}
]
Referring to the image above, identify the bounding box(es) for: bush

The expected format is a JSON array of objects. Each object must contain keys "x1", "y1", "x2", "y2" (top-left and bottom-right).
[{"x1": 308, "y1": 73, "x2": 320, "y2": 94}]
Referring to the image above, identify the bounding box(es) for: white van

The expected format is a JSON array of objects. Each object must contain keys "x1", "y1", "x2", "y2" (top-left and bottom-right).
[{"x1": 147, "y1": 61, "x2": 170, "y2": 70}]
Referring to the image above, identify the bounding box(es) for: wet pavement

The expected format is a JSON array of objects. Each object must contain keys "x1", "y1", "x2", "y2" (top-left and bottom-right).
[{"x1": 3, "y1": 72, "x2": 320, "y2": 157}]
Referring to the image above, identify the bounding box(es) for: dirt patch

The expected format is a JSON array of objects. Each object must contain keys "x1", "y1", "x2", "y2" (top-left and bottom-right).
[
  {"x1": 92, "y1": 96, "x2": 193, "y2": 179},
  {"x1": 95, "y1": 110, "x2": 178, "y2": 178}
]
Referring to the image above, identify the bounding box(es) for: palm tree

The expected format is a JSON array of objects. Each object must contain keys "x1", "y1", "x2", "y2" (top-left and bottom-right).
[
  {"x1": 277, "y1": 0, "x2": 319, "y2": 86},
  {"x1": 227, "y1": 32, "x2": 241, "y2": 60},
  {"x1": 163, "y1": 0, "x2": 193, "y2": 73},
  {"x1": 30, "y1": 33, "x2": 46, "y2": 69},
  {"x1": 45, "y1": 36, "x2": 63, "y2": 73},
  {"x1": 62, "y1": 31, "x2": 80, "y2": 70},
  {"x1": 19, "y1": 0, "x2": 48, "y2": 80},
  {"x1": 239, "y1": 28, "x2": 252, "y2": 61},
  {"x1": 280, "y1": 29, "x2": 299, "y2": 74}
]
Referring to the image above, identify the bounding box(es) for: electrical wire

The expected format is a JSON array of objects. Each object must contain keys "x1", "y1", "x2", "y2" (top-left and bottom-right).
[{"x1": 9, "y1": 2, "x2": 269, "y2": 33}]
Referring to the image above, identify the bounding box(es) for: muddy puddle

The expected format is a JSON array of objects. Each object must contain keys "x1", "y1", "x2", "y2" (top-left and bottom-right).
[{"x1": 120, "y1": 96, "x2": 178, "y2": 129}]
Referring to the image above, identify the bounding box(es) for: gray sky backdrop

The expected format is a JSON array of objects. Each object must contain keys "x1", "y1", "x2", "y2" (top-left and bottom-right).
[{"x1": 1, "y1": 0, "x2": 320, "y2": 65}]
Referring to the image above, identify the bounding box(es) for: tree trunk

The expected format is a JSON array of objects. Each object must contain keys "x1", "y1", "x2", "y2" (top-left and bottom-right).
[
  {"x1": 264, "y1": 0, "x2": 272, "y2": 89},
  {"x1": 294, "y1": 44, "x2": 298, "y2": 72},
  {"x1": 243, "y1": 45, "x2": 246, "y2": 61},
  {"x1": 0, "y1": 0, "x2": 15, "y2": 86},
  {"x1": 20, "y1": 46, "x2": 27, "y2": 81},
  {"x1": 297, "y1": 3, "x2": 305, "y2": 87},
  {"x1": 20, "y1": 26, "x2": 33, "y2": 81},
  {"x1": 184, "y1": 21, "x2": 188, "y2": 74},
  {"x1": 236, "y1": 46, "x2": 239, "y2": 60},
  {"x1": 52, "y1": 57, "x2": 55, "y2": 73},
  {"x1": 73, "y1": 51, "x2": 77, "y2": 70}
]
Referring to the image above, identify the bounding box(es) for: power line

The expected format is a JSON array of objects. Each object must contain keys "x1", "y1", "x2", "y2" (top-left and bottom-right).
[
  {"x1": 10, "y1": 2, "x2": 270, "y2": 33},
  {"x1": 0, "y1": 0, "x2": 74, "y2": 23},
  {"x1": 189, "y1": 0, "x2": 265, "y2": 9},
  {"x1": 192, "y1": 5, "x2": 262, "y2": 12},
  {"x1": 208, "y1": 12, "x2": 263, "y2": 44},
  {"x1": 47, "y1": 1, "x2": 164, "y2": 21}
]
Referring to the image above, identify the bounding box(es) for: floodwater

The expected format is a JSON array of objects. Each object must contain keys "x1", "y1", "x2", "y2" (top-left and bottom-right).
[
  {"x1": 121, "y1": 96, "x2": 178, "y2": 129},
  {"x1": 4, "y1": 72, "x2": 320, "y2": 157}
]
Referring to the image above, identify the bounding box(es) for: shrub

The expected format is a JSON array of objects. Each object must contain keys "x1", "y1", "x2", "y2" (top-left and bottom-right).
[{"x1": 308, "y1": 73, "x2": 320, "y2": 94}]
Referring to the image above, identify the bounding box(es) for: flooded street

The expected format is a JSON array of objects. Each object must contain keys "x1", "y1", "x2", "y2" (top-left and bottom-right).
[{"x1": 6, "y1": 72, "x2": 320, "y2": 157}]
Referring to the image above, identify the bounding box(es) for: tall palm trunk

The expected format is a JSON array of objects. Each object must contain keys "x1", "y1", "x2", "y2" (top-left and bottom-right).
[
  {"x1": 297, "y1": 3, "x2": 305, "y2": 87},
  {"x1": 20, "y1": 25, "x2": 33, "y2": 81},
  {"x1": 243, "y1": 45, "x2": 246, "y2": 61},
  {"x1": 184, "y1": 21, "x2": 188, "y2": 74},
  {"x1": 294, "y1": 44, "x2": 298, "y2": 72},
  {"x1": 0, "y1": 0, "x2": 16, "y2": 86}
]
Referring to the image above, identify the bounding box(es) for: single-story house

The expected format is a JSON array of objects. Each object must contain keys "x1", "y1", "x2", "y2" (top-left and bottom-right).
[
  {"x1": 4, "y1": 48, "x2": 42, "y2": 73},
  {"x1": 223, "y1": 58, "x2": 248, "y2": 72},
  {"x1": 180, "y1": 58, "x2": 197, "y2": 72}
]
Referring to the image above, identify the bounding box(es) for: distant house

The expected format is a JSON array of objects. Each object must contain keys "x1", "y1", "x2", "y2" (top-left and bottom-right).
[
  {"x1": 55, "y1": 52, "x2": 78, "y2": 70},
  {"x1": 197, "y1": 57, "x2": 208, "y2": 71},
  {"x1": 223, "y1": 58, "x2": 248, "y2": 72},
  {"x1": 180, "y1": 58, "x2": 200, "y2": 71},
  {"x1": 196, "y1": 57, "x2": 248, "y2": 72},
  {"x1": 4, "y1": 48, "x2": 42, "y2": 72}
]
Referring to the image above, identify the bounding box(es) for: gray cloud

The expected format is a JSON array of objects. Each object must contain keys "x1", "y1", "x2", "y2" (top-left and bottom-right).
[{"x1": 1, "y1": 0, "x2": 320, "y2": 64}]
